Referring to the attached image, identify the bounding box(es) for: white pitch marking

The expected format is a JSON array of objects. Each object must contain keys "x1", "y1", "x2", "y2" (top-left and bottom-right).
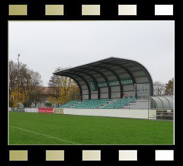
[{"x1": 9, "y1": 125, "x2": 78, "y2": 145}]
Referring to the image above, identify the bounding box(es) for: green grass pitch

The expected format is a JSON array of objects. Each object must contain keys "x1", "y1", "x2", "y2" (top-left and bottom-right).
[{"x1": 9, "y1": 112, "x2": 173, "y2": 145}]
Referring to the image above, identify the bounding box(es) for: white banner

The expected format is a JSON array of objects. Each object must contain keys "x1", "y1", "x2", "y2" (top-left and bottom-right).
[
  {"x1": 9, "y1": 107, "x2": 13, "y2": 111},
  {"x1": 24, "y1": 108, "x2": 38, "y2": 113}
]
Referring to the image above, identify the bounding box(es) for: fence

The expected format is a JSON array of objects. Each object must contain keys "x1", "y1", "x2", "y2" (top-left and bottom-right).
[
  {"x1": 9, "y1": 104, "x2": 173, "y2": 120},
  {"x1": 24, "y1": 108, "x2": 38, "y2": 113},
  {"x1": 156, "y1": 109, "x2": 173, "y2": 120}
]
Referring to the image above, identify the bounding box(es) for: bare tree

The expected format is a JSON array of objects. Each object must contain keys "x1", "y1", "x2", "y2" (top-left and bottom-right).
[
  {"x1": 9, "y1": 60, "x2": 18, "y2": 96},
  {"x1": 165, "y1": 78, "x2": 174, "y2": 95},
  {"x1": 154, "y1": 81, "x2": 165, "y2": 96}
]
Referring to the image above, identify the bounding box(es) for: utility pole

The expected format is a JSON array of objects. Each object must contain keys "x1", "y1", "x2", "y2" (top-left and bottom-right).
[
  {"x1": 148, "y1": 84, "x2": 150, "y2": 119},
  {"x1": 74, "y1": 90, "x2": 75, "y2": 100},
  {"x1": 17, "y1": 54, "x2": 20, "y2": 104}
]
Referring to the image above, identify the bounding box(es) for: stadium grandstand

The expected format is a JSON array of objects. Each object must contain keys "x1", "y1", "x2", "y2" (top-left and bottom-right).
[
  {"x1": 53, "y1": 57, "x2": 173, "y2": 119},
  {"x1": 53, "y1": 57, "x2": 173, "y2": 120},
  {"x1": 54, "y1": 57, "x2": 153, "y2": 108}
]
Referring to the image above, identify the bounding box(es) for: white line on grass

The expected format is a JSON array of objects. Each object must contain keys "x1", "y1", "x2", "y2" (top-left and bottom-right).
[{"x1": 9, "y1": 125, "x2": 79, "y2": 145}]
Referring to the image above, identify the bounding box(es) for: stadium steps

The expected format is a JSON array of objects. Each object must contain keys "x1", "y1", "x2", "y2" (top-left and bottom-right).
[
  {"x1": 59, "y1": 98, "x2": 136, "y2": 109},
  {"x1": 70, "y1": 102, "x2": 81, "y2": 108},
  {"x1": 128, "y1": 99, "x2": 148, "y2": 109},
  {"x1": 73, "y1": 99, "x2": 110, "y2": 109},
  {"x1": 102, "y1": 98, "x2": 136, "y2": 109},
  {"x1": 98, "y1": 100, "x2": 114, "y2": 108},
  {"x1": 122, "y1": 106, "x2": 130, "y2": 109}
]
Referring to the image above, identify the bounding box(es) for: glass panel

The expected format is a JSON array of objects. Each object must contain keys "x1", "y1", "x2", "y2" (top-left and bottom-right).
[{"x1": 135, "y1": 83, "x2": 150, "y2": 100}]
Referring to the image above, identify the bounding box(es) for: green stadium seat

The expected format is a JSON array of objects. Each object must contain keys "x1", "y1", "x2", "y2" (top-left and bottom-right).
[{"x1": 59, "y1": 97, "x2": 136, "y2": 109}]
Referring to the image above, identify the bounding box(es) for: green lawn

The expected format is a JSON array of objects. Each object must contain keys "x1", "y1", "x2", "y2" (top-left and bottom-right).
[{"x1": 9, "y1": 112, "x2": 173, "y2": 145}]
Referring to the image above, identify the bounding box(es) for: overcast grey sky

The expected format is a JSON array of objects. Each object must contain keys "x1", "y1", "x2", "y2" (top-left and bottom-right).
[{"x1": 9, "y1": 21, "x2": 174, "y2": 86}]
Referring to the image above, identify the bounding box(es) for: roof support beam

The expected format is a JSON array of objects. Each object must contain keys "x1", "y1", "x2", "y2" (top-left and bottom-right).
[
  {"x1": 82, "y1": 67, "x2": 111, "y2": 99},
  {"x1": 126, "y1": 60, "x2": 154, "y2": 96},
  {"x1": 64, "y1": 72, "x2": 91, "y2": 100},
  {"x1": 91, "y1": 65, "x2": 123, "y2": 98},
  {"x1": 103, "y1": 62, "x2": 137, "y2": 98},
  {"x1": 59, "y1": 74, "x2": 83, "y2": 101},
  {"x1": 72, "y1": 69, "x2": 101, "y2": 99}
]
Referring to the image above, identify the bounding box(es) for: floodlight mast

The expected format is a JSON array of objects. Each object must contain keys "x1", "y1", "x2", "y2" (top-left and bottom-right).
[{"x1": 17, "y1": 54, "x2": 20, "y2": 105}]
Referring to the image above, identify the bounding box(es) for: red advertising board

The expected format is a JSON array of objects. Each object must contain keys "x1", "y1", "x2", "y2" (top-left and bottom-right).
[{"x1": 38, "y1": 108, "x2": 54, "y2": 114}]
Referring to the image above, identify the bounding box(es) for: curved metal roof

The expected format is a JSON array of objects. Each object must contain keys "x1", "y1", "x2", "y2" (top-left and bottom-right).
[
  {"x1": 54, "y1": 57, "x2": 153, "y2": 100},
  {"x1": 151, "y1": 96, "x2": 173, "y2": 109}
]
